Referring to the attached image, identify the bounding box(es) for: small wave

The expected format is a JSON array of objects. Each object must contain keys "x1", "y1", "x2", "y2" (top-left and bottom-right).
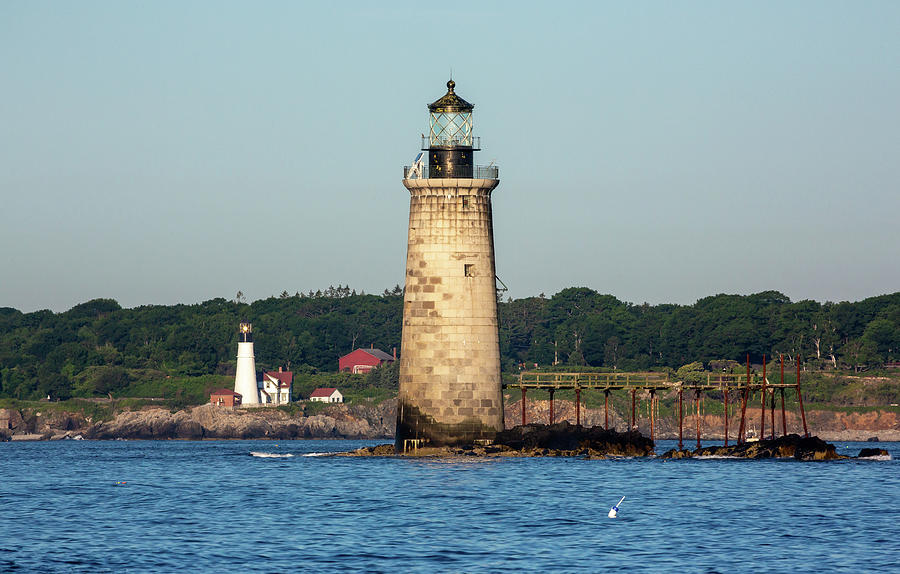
[
  {"x1": 858, "y1": 454, "x2": 892, "y2": 461},
  {"x1": 694, "y1": 455, "x2": 743, "y2": 460},
  {"x1": 301, "y1": 452, "x2": 332, "y2": 457},
  {"x1": 249, "y1": 452, "x2": 294, "y2": 458}
]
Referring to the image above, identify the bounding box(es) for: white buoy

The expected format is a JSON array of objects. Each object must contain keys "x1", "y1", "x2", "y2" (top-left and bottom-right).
[{"x1": 608, "y1": 496, "x2": 625, "y2": 518}]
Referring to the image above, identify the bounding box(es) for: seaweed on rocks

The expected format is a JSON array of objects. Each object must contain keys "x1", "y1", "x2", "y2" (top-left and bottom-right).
[{"x1": 660, "y1": 434, "x2": 844, "y2": 461}]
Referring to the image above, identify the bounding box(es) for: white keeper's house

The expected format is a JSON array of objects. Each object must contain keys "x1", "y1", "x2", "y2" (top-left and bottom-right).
[
  {"x1": 309, "y1": 387, "x2": 343, "y2": 403},
  {"x1": 259, "y1": 368, "x2": 293, "y2": 405}
]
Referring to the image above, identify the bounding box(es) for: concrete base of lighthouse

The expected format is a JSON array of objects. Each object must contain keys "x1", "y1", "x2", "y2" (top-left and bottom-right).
[{"x1": 396, "y1": 177, "x2": 503, "y2": 449}]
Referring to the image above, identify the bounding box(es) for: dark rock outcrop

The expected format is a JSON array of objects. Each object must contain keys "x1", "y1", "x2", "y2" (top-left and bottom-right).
[
  {"x1": 346, "y1": 422, "x2": 654, "y2": 458},
  {"x1": 494, "y1": 421, "x2": 654, "y2": 457},
  {"x1": 660, "y1": 434, "x2": 844, "y2": 461},
  {"x1": 857, "y1": 448, "x2": 890, "y2": 458}
]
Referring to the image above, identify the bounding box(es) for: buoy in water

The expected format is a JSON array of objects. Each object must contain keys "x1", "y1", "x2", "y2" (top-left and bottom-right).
[{"x1": 608, "y1": 496, "x2": 625, "y2": 518}]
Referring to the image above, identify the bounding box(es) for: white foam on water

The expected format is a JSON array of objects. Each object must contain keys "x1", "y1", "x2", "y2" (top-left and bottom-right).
[
  {"x1": 858, "y1": 454, "x2": 892, "y2": 461},
  {"x1": 250, "y1": 452, "x2": 294, "y2": 458},
  {"x1": 694, "y1": 455, "x2": 743, "y2": 460},
  {"x1": 301, "y1": 452, "x2": 332, "y2": 457}
]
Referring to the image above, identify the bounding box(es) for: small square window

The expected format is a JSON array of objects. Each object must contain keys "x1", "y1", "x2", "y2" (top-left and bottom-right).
[
  {"x1": 464, "y1": 264, "x2": 475, "y2": 277},
  {"x1": 461, "y1": 196, "x2": 469, "y2": 208}
]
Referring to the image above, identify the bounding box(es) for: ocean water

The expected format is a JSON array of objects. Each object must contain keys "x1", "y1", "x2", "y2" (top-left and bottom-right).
[{"x1": 1, "y1": 439, "x2": 898, "y2": 573}]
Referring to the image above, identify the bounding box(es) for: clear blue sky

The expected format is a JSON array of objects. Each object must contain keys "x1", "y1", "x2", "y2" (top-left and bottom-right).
[{"x1": 2, "y1": 1, "x2": 898, "y2": 312}]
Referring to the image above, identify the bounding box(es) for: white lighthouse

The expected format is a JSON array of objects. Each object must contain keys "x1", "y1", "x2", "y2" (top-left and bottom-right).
[{"x1": 233, "y1": 321, "x2": 260, "y2": 405}]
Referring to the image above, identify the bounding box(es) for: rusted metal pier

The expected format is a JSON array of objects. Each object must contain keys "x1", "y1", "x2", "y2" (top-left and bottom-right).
[{"x1": 504, "y1": 355, "x2": 810, "y2": 446}]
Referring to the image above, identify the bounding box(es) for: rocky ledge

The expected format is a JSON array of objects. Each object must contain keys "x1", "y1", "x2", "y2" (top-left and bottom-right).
[
  {"x1": 344, "y1": 421, "x2": 655, "y2": 458},
  {"x1": 660, "y1": 434, "x2": 844, "y2": 461},
  {"x1": 0, "y1": 402, "x2": 395, "y2": 441}
]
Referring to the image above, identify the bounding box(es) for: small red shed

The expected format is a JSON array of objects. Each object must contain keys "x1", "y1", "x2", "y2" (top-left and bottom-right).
[
  {"x1": 339, "y1": 348, "x2": 396, "y2": 374},
  {"x1": 210, "y1": 388, "x2": 242, "y2": 408}
]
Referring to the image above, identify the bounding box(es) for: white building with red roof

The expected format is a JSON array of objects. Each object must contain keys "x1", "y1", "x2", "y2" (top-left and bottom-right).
[
  {"x1": 309, "y1": 387, "x2": 343, "y2": 403},
  {"x1": 259, "y1": 367, "x2": 293, "y2": 405}
]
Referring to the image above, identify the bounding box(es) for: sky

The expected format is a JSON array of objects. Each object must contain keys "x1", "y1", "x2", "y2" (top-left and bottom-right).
[{"x1": 2, "y1": 1, "x2": 898, "y2": 313}]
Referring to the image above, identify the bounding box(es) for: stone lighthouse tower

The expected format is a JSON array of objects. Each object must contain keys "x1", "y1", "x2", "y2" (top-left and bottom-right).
[
  {"x1": 233, "y1": 320, "x2": 259, "y2": 405},
  {"x1": 396, "y1": 80, "x2": 502, "y2": 449}
]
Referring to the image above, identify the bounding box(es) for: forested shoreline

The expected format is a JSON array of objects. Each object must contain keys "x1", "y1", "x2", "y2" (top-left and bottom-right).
[{"x1": 1, "y1": 286, "x2": 897, "y2": 402}]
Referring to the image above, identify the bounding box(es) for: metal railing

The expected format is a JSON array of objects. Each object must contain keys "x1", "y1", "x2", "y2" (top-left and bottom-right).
[
  {"x1": 422, "y1": 135, "x2": 481, "y2": 149},
  {"x1": 403, "y1": 164, "x2": 499, "y2": 180}
]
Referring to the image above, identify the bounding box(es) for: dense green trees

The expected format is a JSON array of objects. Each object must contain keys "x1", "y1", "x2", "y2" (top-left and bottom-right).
[{"x1": 0, "y1": 288, "x2": 897, "y2": 400}]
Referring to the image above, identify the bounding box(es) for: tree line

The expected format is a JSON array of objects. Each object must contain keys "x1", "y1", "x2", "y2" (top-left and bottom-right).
[{"x1": 0, "y1": 287, "x2": 897, "y2": 400}]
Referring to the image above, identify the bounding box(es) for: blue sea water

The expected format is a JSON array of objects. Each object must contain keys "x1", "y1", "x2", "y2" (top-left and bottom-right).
[{"x1": 1, "y1": 439, "x2": 898, "y2": 573}]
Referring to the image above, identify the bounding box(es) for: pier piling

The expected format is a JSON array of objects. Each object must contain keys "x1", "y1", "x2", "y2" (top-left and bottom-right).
[
  {"x1": 575, "y1": 389, "x2": 581, "y2": 427},
  {"x1": 549, "y1": 388, "x2": 555, "y2": 425}
]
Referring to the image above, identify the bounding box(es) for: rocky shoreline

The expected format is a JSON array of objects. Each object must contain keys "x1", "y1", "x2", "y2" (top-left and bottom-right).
[
  {"x1": 0, "y1": 401, "x2": 395, "y2": 441},
  {"x1": 345, "y1": 423, "x2": 888, "y2": 461},
  {"x1": 346, "y1": 421, "x2": 654, "y2": 458},
  {"x1": 2, "y1": 400, "x2": 898, "y2": 443}
]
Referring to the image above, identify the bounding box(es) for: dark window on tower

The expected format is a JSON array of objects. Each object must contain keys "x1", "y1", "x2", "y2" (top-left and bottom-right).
[
  {"x1": 461, "y1": 196, "x2": 469, "y2": 208},
  {"x1": 464, "y1": 264, "x2": 475, "y2": 277}
]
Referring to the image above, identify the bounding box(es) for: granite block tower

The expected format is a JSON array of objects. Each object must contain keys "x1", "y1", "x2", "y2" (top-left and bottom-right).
[{"x1": 396, "y1": 80, "x2": 502, "y2": 449}]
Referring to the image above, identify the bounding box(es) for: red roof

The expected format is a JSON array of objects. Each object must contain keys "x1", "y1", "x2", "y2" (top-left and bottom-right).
[
  {"x1": 264, "y1": 371, "x2": 293, "y2": 387},
  {"x1": 338, "y1": 348, "x2": 395, "y2": 372},
  {"x1": 359, "y1": 348, "x2": 395, "y2": 362},
  {"x1": 310, "y1": 387, "x2": 339, "y2": 398},
  {"x1": 211, "y1": 388, "x2": 242, "y2": 397}
]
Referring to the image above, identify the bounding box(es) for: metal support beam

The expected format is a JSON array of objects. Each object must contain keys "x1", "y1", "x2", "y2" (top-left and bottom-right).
[
  {"x1": 738, "y1": 354, "x2": 750, "y2": 444},
  {"x1": 521, "y1": 387, "x2": 527, "y2": 426},
  {"x1": 723, "y1": 388, "x2": 729, "y2": 447},
  {"x1": 760, "y1": 355, "x2": 767, "y2": 442},
  {"x1": 796, "y1": 357, "x2": 809, "y2": 438},
  {"x1": 770, "y1": 389, "x2": 776, "y2": 440},
  {"x1": 575, "y1": 388, "x2": 581, "y2": 427},
  {"x1": 604, "y1": 390, "x2": 609, "y2": 430},
  {"x1": 548, "y1": 388, "x2": 555, "y2": 425},
  {"x1": 780, "y1": 355, "x2": 787, "y2": 437},
  {"x1": 695, "y1": 389, "x2": 701, "y2": 449},
  {"x1": 780, "y1": 388, "x2": 787, "y2": 437},
  {"x1": 631, "y1": 389, "x2": 636, "y2": 431}
]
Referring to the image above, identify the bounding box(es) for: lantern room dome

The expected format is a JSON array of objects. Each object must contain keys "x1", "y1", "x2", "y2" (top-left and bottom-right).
[{"x1": 428, "y1": 80, "x2": 474, "y2": 113}]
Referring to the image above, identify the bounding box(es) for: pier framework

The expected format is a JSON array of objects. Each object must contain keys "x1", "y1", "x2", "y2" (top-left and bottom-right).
[{"x1": 506, "y1": 354, "x2": 810, "y2": 449}]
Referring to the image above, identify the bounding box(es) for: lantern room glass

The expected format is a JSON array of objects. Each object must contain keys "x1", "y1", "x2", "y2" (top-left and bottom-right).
[{"x1": 429, "y1": 111, "x2": 473, "y2": 147}]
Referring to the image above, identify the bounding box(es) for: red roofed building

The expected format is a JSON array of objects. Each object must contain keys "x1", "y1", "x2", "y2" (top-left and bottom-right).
[
  {"x1": 309, "y1": 387, "x2": 343, "y2": 403},
  {"x1": 339, "y1": 348, "x2": 396, "y2": 374},
  {"x1": 260, "y1": 367, "x2": 293, "y2": 405},
  {"x1": 210, "y1": 388, "x2": 242, "y2": 409}
]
